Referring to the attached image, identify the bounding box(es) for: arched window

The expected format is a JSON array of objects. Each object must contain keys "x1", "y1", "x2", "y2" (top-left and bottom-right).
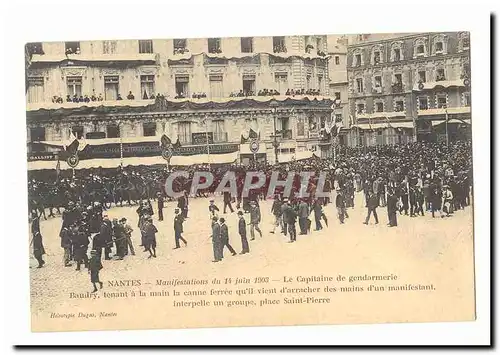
[
  {"x1": 352, "y1": 48, "x2": 364, "y2": 67},
  {"x1": 458, "y1": 32, "x2": 470, "y2": 52},
  {"x1": 371, "y1": 45, "x2": 384, "y2": 65},
  {"x1": 431, "y1": 34, "x2": 448, "y2": 56},
  {"x1": 391, "y1": 42, "x2": 404, "y2": 62},
  {"x1": 413, "y1": 38, "x2": 428, "y2": 58}
]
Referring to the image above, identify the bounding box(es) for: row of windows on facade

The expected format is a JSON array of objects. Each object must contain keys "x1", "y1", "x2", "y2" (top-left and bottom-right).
[
  {"x1": 30, "y1": 121, "x2": 226, "y2": 142},
  {"x1": 355, "y1": 93, "x2": 471, "y2": 114},
  {"x1": 29, "y1": 114, "x2": 342, "y2": 143},
  {"x1": 27, "y1": 73, "x2": 326, "y2": 103},
  {"x1": 29, "y1": 36, "x2": 325, "y2": 56},
  {"x1": 351, "y1": 37, "x2": 470, "y2": 67},
  {"x1": 353, "y1": 68, "x2": 451, "y2": 95}
]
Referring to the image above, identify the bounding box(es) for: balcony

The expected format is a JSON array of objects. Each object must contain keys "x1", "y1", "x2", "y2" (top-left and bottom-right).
[
  {"x1": 178, "y1": 134, "x2": 192, "y2": 145},
  {"x1": 29, "y1": 52, "x2": 157, "y2": 64},
  {"x1": 26, "y1": 98, "x2": 155, "y2": 112},
  {"x1": 213, "y1": 132, "x2": 228, "y2": 143},
  {"x1": 276, "y1": 129, "x2": 292, "y2": 140}
]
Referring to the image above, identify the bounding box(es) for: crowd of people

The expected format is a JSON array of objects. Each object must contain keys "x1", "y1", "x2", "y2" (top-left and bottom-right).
[
  {"x1": 29, "y1": 140, "x2": 473, "y2": 292},
  {"x1": 48, "y1": 88, "x2": 326, "y2": 106},
  {"x1": 285, "y1": 88, "x2": 322, "y2": 96}
]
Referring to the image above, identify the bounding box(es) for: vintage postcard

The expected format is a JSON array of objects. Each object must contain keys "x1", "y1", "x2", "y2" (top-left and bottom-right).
[{"x1": 26, "y1": 32, "x2": 475, "y2": 332}]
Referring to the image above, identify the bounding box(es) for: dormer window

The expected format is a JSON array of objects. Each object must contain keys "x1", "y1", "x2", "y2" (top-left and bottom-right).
[
  {"x1": 417, "y1": 45, "x2": 424, "y2": 55},
  {"x1": 208, "y1": 38, "x2": 222, "y2": 54},
  {"x1": 435, "y1": 41, "x2": 443, "y2": 53},
  {"x1": 355, "y1": 54, "x2": 361, "y2": 67},
  {"x1": 393, "y1": 48, "x2": 401, "y2": 61},
  {"x1": 459, "y1": 32, "x2": 470, "y2": 51},
  {"x1": 373, "y1": 51, "x2": 381, "y2": 64},
  {"x1": 463, "y1": 37, "x2": 470, "y2": 49},
  {"x1": 173, "y1": 39, "x2": 188, "y2": 55},
  {"x1": 65, "y1": 41, "x2": 80, "y2": 55}
]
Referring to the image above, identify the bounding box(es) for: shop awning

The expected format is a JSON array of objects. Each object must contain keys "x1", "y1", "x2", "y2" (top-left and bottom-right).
[
  {"x1": 27, "y1": 151, "x2": 239, "y2": 171},
  {"x1": 431, "y1": 119, "x2": 472, "y2": 126},
  {"x1": 418, "y1": 107, "x2": 471, "y2": 116},
  {"x1": 413, "y1": 80, "x2": 466, "y2": 91},
  {"x1": 27, "y1": 99, "x2": 155, "y2": 112},
  {"x1": 354, "y1": 121, "x2": 414, "y2": 130},
  {"x1": 239, "y1": 142, "x2": 267, "y2": 154},
  {"x1": 277, "y1": 150, "x2": 316, "y2": 163}
]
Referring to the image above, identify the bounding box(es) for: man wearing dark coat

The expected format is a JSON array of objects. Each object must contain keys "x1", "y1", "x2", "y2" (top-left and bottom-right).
[
  {"x1": 282, "y1": 201, "x2": 297, "y2": 243},
  {"x1": 142, "y1": 216, "x2": 158, "y2": 258},
  {"x1": 74, "y1": 225, "x2": 90, "y2": 271},
  {"x1": 219, "y1": 217, "x2": 237, "y2": 256},
  {"x1": 89, "y1": 249, "x2": 103, "y2": 293},
  {"x1": 31, "y1": 212, "x2": 45, "y2": 268},
  {"x1": 157, "y1": 192, "x2": 164, "y2": 221},
  {"x1": 173, "y1": 208, "x2": 187, "y2": 249},
  {"x1": 177, "y1": 192, "x2": 189, "y2": 219},
  {"x1": 387, "y1": 188, "x2": 398, "y2": 227},
  {"x1": 223, "y1": 191, "x2": 234, "y2": 214},
  {"x1": 99, "y1": 215, "x2": 113, "y2": 260},
  {"x1": 312, "y1": 199, "x2": 323, "y2": 231},
  {"x1": 238, "y1": 211, "x2": 249, "y2": 254},
  {"x1": 211, "y1": 216, "x2": 222, "y2": 262},
  {"x1": 60, "y1": 225, "x2": 72, "y2": 267},
  {"x1": 298, "y1": 199, "x2": 309, "y2": 235},
  {"x1": 335, "y1": 189, "x2": 348, "y2": 224},
  {"x1": 112, "y1": 218, "x2": 126, "y2": 260},
  {"x1": 363, "y1": 191, "x2": 379, "y2": 225},
  {"x1": 248, "y1": 201, "x2": 262, "y2": 240}
]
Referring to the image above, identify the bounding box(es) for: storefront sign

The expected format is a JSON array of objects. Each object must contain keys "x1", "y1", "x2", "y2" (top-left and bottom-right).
[
  {"x1": 27, "y1": 152, "x2": 59, "y2": 162},
  {"x1": 192, "y1": 132, "x2": 214, "y2": 145}
]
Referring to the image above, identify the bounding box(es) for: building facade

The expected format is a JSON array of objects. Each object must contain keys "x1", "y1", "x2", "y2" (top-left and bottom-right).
[
  {"x1": 345, "y1": 32, "x2": 471, "y2": 147},
  {"x1": 326, "y1": 35, "x2": 349, "y2": 149},
  {"x1": 25, "y1": 35, "x2": 335, "y2": 168}
]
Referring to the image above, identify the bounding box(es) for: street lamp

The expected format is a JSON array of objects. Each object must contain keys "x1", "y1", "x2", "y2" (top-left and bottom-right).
[{"x1": 269, "y1": 99, "x2": 280, "y2": 164}]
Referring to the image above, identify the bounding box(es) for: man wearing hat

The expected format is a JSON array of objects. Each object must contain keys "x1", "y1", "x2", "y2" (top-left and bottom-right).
[
  {"x1": 208, "y1": 200, "x2": 220, "y2": 219},
  {"x1": 89, "y1": 249, "x2": 103, "y2": 293},
  {"x1": 335, "y1": 188, "x2": 348, "y2": 224},
  {"x1": 120, "y1": 218, "x2": 135, "y2": 256},
  {"x1": 248, "y1": 200, "x2": 262, "y2": 240},
  {"x1": 31, "y1": 211, "x2": 46, "y2": 268},
  {"x1": 223, "y1": 190, "x2": 234, "y2": 214},
  {"x1": 238, "y1": 211, "x2": 249, "y2": 254},
  {"x1": 142, "y1": 215, "x2": 158, "y2": 258},
  {"x1": 60, "y1": 223, "x2": 72, "y2": 267},
  {"x1": 157, "y1": 192, "x2": 164, "y2": 221},
  {"x1": 298, "y1": 199, "x2": 310, "y2": 235},
  {"x1": 280, "y1": 197, "x2": 289, "y2": 235},
  {"x1": 99, "y1": 215, "x2": 113, "y2": 260},
  {"x1": 386, "y1": 188, "x2": 398, "y2": 227},
  {"x1": 442, "y1": 185, "x2": 453, "y2": 217},
  {"x1": 219, "y1": 217, "x2": 237, "y2": 256},
  {"x1": 211, "y1": 216, "x2": 222, "y2": 262},
  {"x1": 281, "y1": 199, "x2": 297, "y2": 243},
  {"x1": 173, "y1": 208, "x2": 187, "y2": 249},
  {"x1": 270, "y1": 194, "x2": 283, "y2": 234}
]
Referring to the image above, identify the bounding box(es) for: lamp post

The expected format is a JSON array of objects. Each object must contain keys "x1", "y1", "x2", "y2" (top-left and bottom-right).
[
  {"x1": 445, "y1": 106, "x2": 449, "y2": 148},
  {"x1": 269, "y1": 100, "x2": 280, "y2": 164}
]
